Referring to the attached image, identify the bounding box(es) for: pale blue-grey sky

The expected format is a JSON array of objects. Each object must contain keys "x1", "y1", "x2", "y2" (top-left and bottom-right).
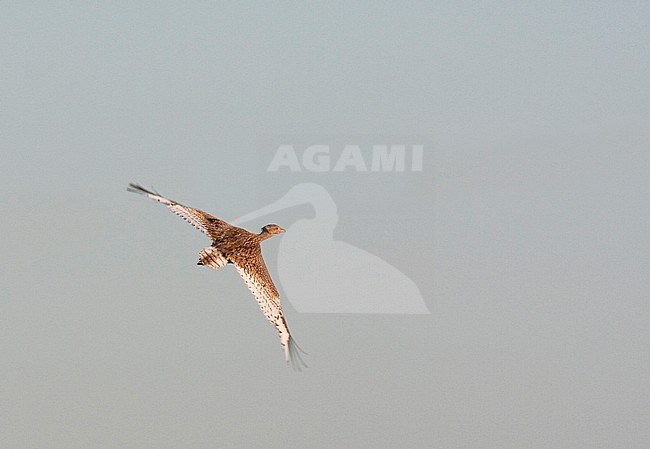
[{"x1": 1, "y1": 2, "x2": 649, "y2": 448}]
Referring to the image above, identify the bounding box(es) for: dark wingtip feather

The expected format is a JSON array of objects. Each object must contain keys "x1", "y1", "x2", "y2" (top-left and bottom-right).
[
  {"x1": 287, "y1": 337, "x2": 309, "y2": 372},
  {"x1": 127, "y1": 182, "x2": 148, "y2": 194},
  {"x1": 127, "y1": 183, "x2": 160, "y2": 196}
]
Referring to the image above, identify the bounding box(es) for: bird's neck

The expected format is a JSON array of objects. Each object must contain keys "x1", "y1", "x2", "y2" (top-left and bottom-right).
[{"x1": 258, "y1": 230, "x2": 272, "y2": 241}]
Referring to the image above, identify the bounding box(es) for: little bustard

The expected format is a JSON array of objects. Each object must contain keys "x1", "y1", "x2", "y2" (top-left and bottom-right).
[{"x1": 127, "y1": 183, "x2": 307, "y2": 370}]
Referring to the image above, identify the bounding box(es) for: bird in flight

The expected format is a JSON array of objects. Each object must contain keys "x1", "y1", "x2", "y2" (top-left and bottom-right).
[{"x1": 127, "y1": 183, "x2": 307, "y2": 370}]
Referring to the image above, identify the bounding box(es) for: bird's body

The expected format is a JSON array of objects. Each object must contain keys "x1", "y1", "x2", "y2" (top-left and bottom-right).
[{"x1": 127, "y1": 183, "x2": 306, "y2": 370}]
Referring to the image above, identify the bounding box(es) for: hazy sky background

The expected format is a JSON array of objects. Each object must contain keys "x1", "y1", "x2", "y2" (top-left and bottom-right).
[{"x1": 1, "y1": 2, "x2": 649, "y2": 448}]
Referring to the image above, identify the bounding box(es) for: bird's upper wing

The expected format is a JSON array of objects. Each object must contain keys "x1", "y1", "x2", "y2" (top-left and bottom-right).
[
  {"x1": 128, "y1": 183, "x2": 230, "y2": 240},
  {"x1": 232, "y1": 248, "x2": 307, "y2": 370}
]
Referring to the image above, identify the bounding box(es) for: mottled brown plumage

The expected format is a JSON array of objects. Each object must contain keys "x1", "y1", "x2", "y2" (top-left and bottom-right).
[{"x1": 127, "y1": 183, "x2": 306, "y2": 370}]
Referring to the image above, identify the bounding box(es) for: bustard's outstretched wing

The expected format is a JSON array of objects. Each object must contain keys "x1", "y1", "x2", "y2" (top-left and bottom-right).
[
  {"x1": 127, "y1": 183, "x2": 230, "y2": 240},
  {"x1": 232, "y1": 249, "x2": 307, "y2": 371}
]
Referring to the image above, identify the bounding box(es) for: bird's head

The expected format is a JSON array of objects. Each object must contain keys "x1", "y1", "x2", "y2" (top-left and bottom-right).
[{"x1": 261, "y1": 224, "x2": 286, "y2": 235}]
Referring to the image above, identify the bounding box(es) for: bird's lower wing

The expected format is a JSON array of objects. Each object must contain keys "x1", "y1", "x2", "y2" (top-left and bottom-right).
[
  {"x1": 128, "y1": 183, "x2": 229, "y2": 238},
  {"x1": 234, "y1": 257, "x2": 307, "y2": 370}
]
